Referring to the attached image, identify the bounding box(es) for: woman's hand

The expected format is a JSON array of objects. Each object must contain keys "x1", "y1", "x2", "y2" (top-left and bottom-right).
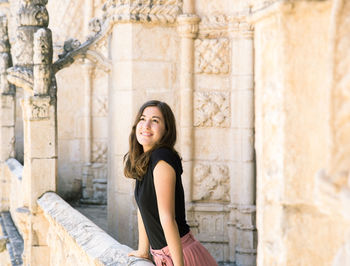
[{"x1": 128, "y1": 249, "x2": 152, "y2": 260}]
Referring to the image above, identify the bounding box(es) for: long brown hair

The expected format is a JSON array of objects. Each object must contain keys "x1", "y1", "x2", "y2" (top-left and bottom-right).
[{"x1": 124, "y1": 100, "x2": 177, "y2": 180}]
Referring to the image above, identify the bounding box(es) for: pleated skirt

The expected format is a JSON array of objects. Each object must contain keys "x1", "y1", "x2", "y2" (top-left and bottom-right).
[{"x1": 150, "y1": 231, "x2": 218, "y2": 266}]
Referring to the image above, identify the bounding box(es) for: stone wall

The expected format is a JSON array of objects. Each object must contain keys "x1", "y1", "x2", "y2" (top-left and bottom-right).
[{"x1": 253, "y1": 0, "x2": 350, "y2": 265}]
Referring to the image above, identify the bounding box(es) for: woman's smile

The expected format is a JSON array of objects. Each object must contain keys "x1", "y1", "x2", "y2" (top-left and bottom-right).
[{"x1": 136, "y1": 106, "x2": 166, "y2": 152}]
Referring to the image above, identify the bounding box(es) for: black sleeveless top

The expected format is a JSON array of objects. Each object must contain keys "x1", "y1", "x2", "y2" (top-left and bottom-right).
[{"x1": 134, "y1": 147, "x2": 190, "y2": 249}]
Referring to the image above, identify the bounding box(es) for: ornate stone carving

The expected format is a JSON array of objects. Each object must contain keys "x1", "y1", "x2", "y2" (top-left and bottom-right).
[
  {"x1": 103, "y1": 0, "x2": 182, "y2": 24},
  {"x1": 194, "y1": 91, "x2": 230, "y2": 127},
  {"x1": 0, "y1": 15, "x2": 10, "y2": 54},
  {"x1": 177, "y1": 14, "x2": 200, "y2": 38},
  {"x1": 33, "y1": 28, "x2": 52, "y2": 95},
  {"x1": 8, "y1": 0, "x2": 53, "y2": 95},
  {"x1": 193, "y1": 163, "x2": 230, "y2": 202},
  {"x1": 0, "y1": 15, "x2": 12, "y2": 95},
  {"x1": 7, "y1": 66, "x2": 33, "y2": 92},
  {"x1": 195, "y1": 38, "x2": 230, "y2": 74},
  {"x1": 31, "y1": 101, "x2": 49, "y2": 120},
  {"x1": 22, "y1": 97, "x2": 50, "y2": 120},
  {"x1": 199, "y1": 14, "x2": 229, "y2": 38},
  {"x1": 92, "y1": 142, "x2": 107, "y2": 163},
  {"x1": 18, "y1": 0, "x2": 49, "y2": 27},
  {"x1": 12, "y1": 28, "x2": 35, "y2": 66}
]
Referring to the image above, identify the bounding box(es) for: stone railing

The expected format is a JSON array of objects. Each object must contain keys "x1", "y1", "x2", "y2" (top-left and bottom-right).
[
  {"x1": 2, "y1": 159, "x2": 154, "y2": 265},
  {"x1": 37, "y1": 192, "x2": 154, "y2": 266},
  {"x1": 4, "y1": 158, "x2": 24, "y2": 228}
]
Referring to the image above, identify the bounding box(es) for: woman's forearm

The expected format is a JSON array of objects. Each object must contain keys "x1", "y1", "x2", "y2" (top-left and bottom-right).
[
  {"x1": 137, "y1": 209, "x2": 150, "y2": 255},
  {"x1": 160, "y1": 216, "x2": 184, "y2": 266}
]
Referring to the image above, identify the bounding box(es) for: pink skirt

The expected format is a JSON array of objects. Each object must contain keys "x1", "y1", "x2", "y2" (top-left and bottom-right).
[{"x1": 150, "y1": 231, "x2": 218, "y2": 266}]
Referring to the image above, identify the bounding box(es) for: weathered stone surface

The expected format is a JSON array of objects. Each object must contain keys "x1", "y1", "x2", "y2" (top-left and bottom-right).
[{"x1": 38, "y1": 192, "x2": 153, "y2": 266}]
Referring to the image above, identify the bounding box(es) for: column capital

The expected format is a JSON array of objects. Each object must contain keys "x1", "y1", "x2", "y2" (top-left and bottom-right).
[
  {"x1": 177, "y1": 14, "x2": 201, "y2": 39},
  {"x1": 22, "y1": 96, "x2": 51, "y2": 121}
]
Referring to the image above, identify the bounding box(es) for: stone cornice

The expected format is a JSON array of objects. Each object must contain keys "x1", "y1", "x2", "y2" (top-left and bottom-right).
[{"x1": 102, "y1": 0, "x2": 182, "y2": 24}]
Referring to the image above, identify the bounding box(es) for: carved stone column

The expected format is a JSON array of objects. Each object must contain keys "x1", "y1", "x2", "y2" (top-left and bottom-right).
[
  {"x1": 229, "y1": 20, "x2": 257, "y2": 265},
  {"x1": 7, "y1": 1, "x2": 56, "y2": 265},
  {"x1": 0, "y1": 15, "x2": 15, "y2": 212},
  {"x1": 177, "y1": 12, "x2": 200, "y2": 204},
  {"x1": 81, "y1": 62, "x2": 94, "y2": 201}
]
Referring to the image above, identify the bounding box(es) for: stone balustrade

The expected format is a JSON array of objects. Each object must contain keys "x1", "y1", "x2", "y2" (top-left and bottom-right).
[{"x1": 37, "y1": 192, "x2": 154, "y2": 266}]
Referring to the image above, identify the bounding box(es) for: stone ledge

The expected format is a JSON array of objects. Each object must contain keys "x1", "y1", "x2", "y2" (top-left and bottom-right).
[
  {"x1": 5, "y1": 158, "x2": 23, "y2": 181},
  {"x1": 37, "y1": 192, "x2": 154, "y2": 266},
  {"x1": 0, "y1": 212, "x2": 23, "y2": 266}
]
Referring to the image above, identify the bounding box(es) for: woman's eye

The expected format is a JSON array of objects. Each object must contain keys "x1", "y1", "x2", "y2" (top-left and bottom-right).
[
  {"x1": 139, "y1": 117, "x2": 145, "y2": 121},
  {"x1": 152, "y1": 119, "x2": 159, "y2": 123}
]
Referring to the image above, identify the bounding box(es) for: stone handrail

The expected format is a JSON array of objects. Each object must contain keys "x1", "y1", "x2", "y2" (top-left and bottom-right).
[{"x1": 37, "y1": 192, "x2": 154, "y2": 266}]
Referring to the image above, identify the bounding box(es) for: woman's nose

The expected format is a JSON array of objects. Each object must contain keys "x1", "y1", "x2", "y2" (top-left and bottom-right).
[{"x1": 144, "y1": 120, "x2": 151, "y2": 128}]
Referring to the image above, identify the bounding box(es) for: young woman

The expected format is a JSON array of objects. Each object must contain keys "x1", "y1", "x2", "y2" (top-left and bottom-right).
[{"x1": 124, "y1": 100, "x2": 217, "y2": 266}]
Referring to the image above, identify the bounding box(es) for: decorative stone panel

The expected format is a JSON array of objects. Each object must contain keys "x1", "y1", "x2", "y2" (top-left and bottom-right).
[
  {"x1": 187, "y1": 206, "x2": 230, "y2": 262},
  {"x1": 94, "y1": 96, "x2": 108, "y2": 116},
  {"x1": 193, "y1": 163, "x2": 230, "y2": 202},
  {"x1": 92, "y1": 141, "x2": 107, "y2": 163},
  {"x1": 195, "y1": 38, "x2": 230, "y2": 74},
  {"x1": 194, "y1": 91, "x2": 230, "y2": 127}
]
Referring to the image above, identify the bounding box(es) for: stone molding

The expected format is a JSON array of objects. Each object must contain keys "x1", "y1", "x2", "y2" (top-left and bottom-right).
[
  {"x1": 329, "y1": 0, "x2": 350, "y2": 177},
  {"x1": 37, "y1": 192, "x2": 153, "y2": 266},
  {"x1": 102, "y1": 0, "x2": 183, "y2": 24},
  {"x1": 199, "y1": 14, "x2": 228, "y2": 38}
]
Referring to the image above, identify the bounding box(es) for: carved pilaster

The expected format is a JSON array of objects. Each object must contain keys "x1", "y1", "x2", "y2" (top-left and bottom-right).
[
  {"x1": 229, "y1": 19, "x2": 256, "y2": 266},
  {"x1": 0, "y1": 14, "x2": 14, "y2": 212},
  {"x1": 0, "y1": 15, "x2": 12, "y2": 95},
  {"x1": 33, "y1": 28, "x2": 52, "y2": 95},
  {"x1": 177, "y1": 13, "x2": 200, "y2": 204},
  {"x1": 8, "y1": 0, "x2": 50, "y2": 93}
]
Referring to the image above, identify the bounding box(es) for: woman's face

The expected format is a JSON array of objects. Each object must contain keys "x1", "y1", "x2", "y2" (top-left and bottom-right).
[{"x1": 136, "y1": 106, "x2": 166, "y2": 152}]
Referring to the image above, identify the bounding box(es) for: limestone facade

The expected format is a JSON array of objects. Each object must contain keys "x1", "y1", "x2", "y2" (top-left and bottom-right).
[{"x1": 0, "y1": 0, "x2": 350, "y2": 265}]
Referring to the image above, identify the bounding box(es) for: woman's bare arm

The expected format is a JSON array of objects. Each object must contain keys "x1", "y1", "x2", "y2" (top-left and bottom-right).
[
  {"x1": 128, "y1": 209, "x2": 151, "y2": 260},
  {"x1": 154, "y1": 160, "x2": 184, "y2": 266}
]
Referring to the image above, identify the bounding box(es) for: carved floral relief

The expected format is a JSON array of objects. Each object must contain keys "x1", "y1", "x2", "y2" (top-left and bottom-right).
[
  {"x1": 193, "y1": 163, "x2": 230, "y2": 202},
  {"x1": 194, "y1": 91, "x2": 230, "y2": 127}
]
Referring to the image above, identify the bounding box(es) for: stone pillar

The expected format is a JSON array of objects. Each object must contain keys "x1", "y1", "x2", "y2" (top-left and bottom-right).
[
  {"x1": 81, "y1": 62, "x2": 94, "y2": 201},
  {"x1": 81, "y1": 0, "x2": 95, "y2": 202},
  {"x1": 0, "y1": 15, "x2": 15, "y2": 212},
  {"x1": 108, "y1": 22, "x2": 136, "y2": 247},
  {"x1": 177, "y1": 7, "x2": 200, "y2": 204},
  {"x1": 229, "y1": 20, "x2": 256, "y2": 266},
  {"x1": 8, "y1": 1, "x2": 56, "y2": 265}
]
